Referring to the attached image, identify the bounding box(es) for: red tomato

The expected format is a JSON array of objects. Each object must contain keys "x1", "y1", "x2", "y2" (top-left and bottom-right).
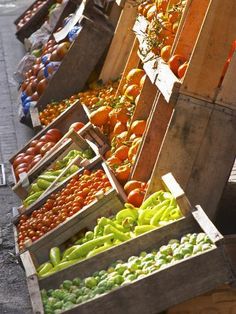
[
  {"x1": 13, "y1": 156, "x2": 26, "y2": 168},
  {"x1": 23, "y1": 155, "x2": 34, "y2": 164},
  {"x1": 40, "y1": 142, "x2": 55, "y2": 156},
  {"x1": 69, "y1": 122, "x2": 85, "y2": 132},
  {"x1": 124, "y1": 180, "x2": 143, "y2": 195},
  {"x1": 46, "y1": 128, "x2": 62, "y2": 142},
  {"x1": 26, "y1": 147, "x2": 37, "y2": 156},
  {"x1": 35, "y1": 141, "x2": 47, "y2": 153},
  {"x1": 29, "y1": 156, "x2": 42, "y2": 169},
  {"x1": 127, "y1": 188, "x2": 145, "y2": 207},
  {"x1": 29, "y1": 139, "x2": 39, "y2": 147},
  {"x1": 15, "y1": 163, "x2": 29, "y2": 172}
]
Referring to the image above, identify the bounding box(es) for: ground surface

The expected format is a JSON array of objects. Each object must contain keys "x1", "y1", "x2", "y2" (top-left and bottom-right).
[{"x1": 0, "y1": 0, "x2": 34, "y2": 313}]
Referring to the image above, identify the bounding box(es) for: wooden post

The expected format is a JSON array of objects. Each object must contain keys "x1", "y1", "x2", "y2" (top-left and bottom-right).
[
  {"x1": 180, "y1": 0, "x2": 236, "y2": 102},
  {"x1": 146, "y1": 94, "x2": 236, "y2": 219},
  {"x1": 99, "y1": 1, "x2": 137, "y2": 83},
  {"x1": 115, "y1": 38, "x2": 140, "y2": 95},
  {"x1": 131, "y1": 92, "x2": 173, "y2": 182}
]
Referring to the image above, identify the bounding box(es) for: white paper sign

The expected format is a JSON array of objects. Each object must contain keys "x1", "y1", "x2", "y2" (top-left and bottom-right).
[{"x1": 53, "y1": 0, "x2": 86, "y2": 43}]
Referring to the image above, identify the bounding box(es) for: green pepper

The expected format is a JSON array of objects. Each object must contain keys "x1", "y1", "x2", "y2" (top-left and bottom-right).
[
  {"x1": 38, "y1": 262, "x2": 53, "y2": 276},
  {"x1": 37, "y1": 179, "x2": 51, "y2": 190},
  {"x1": 37, "y1": 175, "x2": 57, "y2": 182},
  {"x1": 62, "y1": 246, "x2": 78, "y2": 259},
  {"x1": 54, "y1": 259, "x2": 80, "y2": 272},
  {"x1": 30, "y1": 183, "x2": 42, "y2": 193},
  {"x1": 86, "y1": 243, "x2": 113, "y2": 258},
  {"x1": 37, "y1": 261, "x2": 50, "y2": 273},
  {"x1": 150, "y1": 205, "x2": 169, "y2": 226},
  {"x1": 50, "y1": 247, "x2": 61, "y2": 266},
  {"x1": 134, "y1": 225, "x2": 156, "y2": 236},
  {"x1": 67, "y1": 234, "x2": 114, "y2": 260},
  {"x1": 23, "y1": 191, "x2": 44, "y2": 206},
  {"x1": 103, "y1": 225, "x2": 130, "y2": 242},
  {"x1": 140, "y1": 191, "x2": 164, "y2": 209},
  {"x1": 116, "y1": 207, "x2": 138, "y2": 223}
]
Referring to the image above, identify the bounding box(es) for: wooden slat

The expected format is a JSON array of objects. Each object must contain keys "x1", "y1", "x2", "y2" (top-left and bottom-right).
[
  {"x1": 27, "y1": 275, "x2": 44, "y2": 314},
  {"x1": 184, "y1": 104, "x2": 236, "y2": 219},
  {"x1": 115, "y1": 38, "x2": 140, "y2": 96},
  {"x1": 180, "y1": 0, "x2": 236, "y2": 102},
  {"x1": 35, "y1": 13, "x2": 113, "y2": 111},
  {"x1": 215, "y1": 51, "x2": 236, "y2": 110},
  {"x1": 99, "y1": 1, "x2": 137, "y2": 82},
  {"x1": 131, "y1": 93, "x2": 173, "y2": 182},
  {"x1": 155, "y1": 60, "x2": 181, "y2": 106},
  {"x1": 20, "y1": 251, "x2": 37, "y2": 277},
  {"x1": 146, "y1": 95, "x2": 213, "y2": 198},
  {"x1": 162, "y1": 172, "x2": 191, "y2": 216},
  {"x1": 172, "y1": 0, "x2": 211, "y2": 59}
]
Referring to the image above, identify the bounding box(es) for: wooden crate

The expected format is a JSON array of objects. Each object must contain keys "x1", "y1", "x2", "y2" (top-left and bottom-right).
[
  {"x1": 155, "y1": 0, "x2": 236, "y2": 107},
  {"x1": 99, "y1": 0, "x2": 137, "y2": 83},
  {"x1": 34, "y1": 10, "x2": 114, "y2": 109},
  {"x1": 15, "y1": 0, "x2": 55, "y2": 42},
  {"x1": 146, "y1": 95, "x2": 236, "y2": 220},
  {"x1": 20, "y1": 172, "x2": 191, "y2": 277},
  {"x1": 13, "y1": 159, "x2": 127, "y2": 259},
  {"x1": 22, "y1": 202, "x2": 236, "y2": 314},
  {"x1": 9, "y1": 103, "x2": 109, "y2": 184},
  {"x1": 167, "y1": 284, "x2": 236, "y2": 314},
  {"x1": 21, "y1": 7, "x2": 114, "y2": 127},
  {"x1": 12, "y1": 131, "x2": 98, "y2": 200}
]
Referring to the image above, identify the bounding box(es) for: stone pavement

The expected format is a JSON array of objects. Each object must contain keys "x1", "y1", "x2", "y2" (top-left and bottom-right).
[{"x1": 0, "y1": 0, "x2": 34, "y2": 313}]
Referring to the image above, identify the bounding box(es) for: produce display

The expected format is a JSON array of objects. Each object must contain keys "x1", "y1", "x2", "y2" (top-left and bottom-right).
[
  {"x1": 16, "y1": 0, "x2": 46, "y2": 30},
  {"x1": 41, "y1": 232, "x2": 215, "y2": 313},
  {"x1": 36, "y1": 190, "x2": 183, "y2": 278},
  {"x1": 39, "y1": 94, "x2": 80, "y2": 126},
  {"x1": 17, "y1": 168, "x2": 112, "y2": 250},
  {"x1": 12, "y1": 128, "x2": 63, "y2": 181},
  {"x1": 23, "y1": 148, "x2": 95, "y2": 208},
  {"x1": 20, "y1": 39, "x2": 72, "y2": 115}
]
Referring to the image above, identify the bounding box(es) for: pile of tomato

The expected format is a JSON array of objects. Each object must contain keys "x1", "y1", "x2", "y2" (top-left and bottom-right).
[{"x1": 17, "y1": 168, "x2": 112, "y2": 250}]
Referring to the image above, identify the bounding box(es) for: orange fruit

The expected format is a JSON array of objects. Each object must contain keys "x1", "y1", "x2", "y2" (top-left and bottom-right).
[
  {"x1": 142, "y1": 3, "x2": 154, "y2": 17},
  {"x1": 104, "y1": 149, "x2": 112, "y2": 159},
  {"x1": 130, "y1": 120, "x2": 146, "y2": 136},
  {"x1": 113, "y1": 122, "x2": 127, "y2": 135},
  {"x1": 106, "y1": 156, "x2": 122, "y2": 167},
  {"x1": 177, "y1": 62, "x2": 188, "y2": 79},
  {"x1": 168, "y1": 54, "x2": 187, "y2": 76},
  {"x1": 124, "y1": 180, "x2": 143, "y2": 195},
  {"x1": 139, "y1": 74, "x2": 146, "y2": 88},
  {"x1": 124, "y1": 84, "x2": 141, "y2": 101},
  {"x1": 89, "y1": 106, "x2": 112, "y2": 127},
  {"x1": 115, "y1": 164, "x2": 131, "y2": 184},
  {"x1": 161, "y1": 45, "x2": 172, "y2": 62},
  {"x1": 109, "y1": 108, "x2": 130, "y2": 127},
  {"x1": 126, "y1": 69, "x2": 145, "y2": 86},
  {"x1": 156, "y1": 0, "x2": 168, "y2": 12},
  {"x1": 113, "y1": 145, "x2": 129, "y2": 161}
]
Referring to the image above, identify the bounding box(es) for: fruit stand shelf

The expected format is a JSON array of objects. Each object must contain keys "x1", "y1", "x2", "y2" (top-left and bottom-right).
[
  {"x1": 20, "y1": 203, "x2": 236, "y2": 314},
  {"x1": 12, "y1": 131, "x2": 99, "y2": 200}
]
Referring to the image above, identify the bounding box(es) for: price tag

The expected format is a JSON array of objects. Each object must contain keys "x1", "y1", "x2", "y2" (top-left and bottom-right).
[{"x1": 19, "y1": 172, "x2": 30, "y2": 188}]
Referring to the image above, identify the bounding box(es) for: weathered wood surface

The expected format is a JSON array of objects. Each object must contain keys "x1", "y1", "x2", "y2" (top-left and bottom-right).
[
  {"x1": 115, "y1": 38, "x2": 140, "y2": 96},
  {"x1": 180, "y1": 0, "x2": 236, "y2": 103},
  {"x1": 147, "y1": 95, "x2": 236, "y2": 219},
  {"x1": 216, "y1": 50, "x2": 236, "y2": 110},
  {"x1": 36, "y1": 13, "x2": 114, "y2": 111},
  {"x1": 99, "y1": 1, "x2": 137, "y2": 83},
  {"x1": 15, "y1": 0, "x2": 55, "y2": 42},
  {"x1": 131, "y1": 93, "x2": 173, "y2": 182}
]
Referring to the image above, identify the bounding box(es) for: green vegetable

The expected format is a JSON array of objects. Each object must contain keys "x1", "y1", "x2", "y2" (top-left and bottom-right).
[
  {"x1": 86, "y1": 243, "x2": 113, "y2": 258},
  {"x1": 84, "y1": 277, "x2": 98, "y2": 289},
  {"x1": 49, "y1": 247, "x2": 61, "y2": 266},
  {"x1": 67, "y1": 234, "x2": 114, "y2": 260},
  {"x1": 37, "y1": 175, "x2": 57, "y2": 183},
  {"x1": 23, "y1": 191, "x2": 44, "y2": 206},
  {"x1": 31, "y1": 183, "x2": 42, "y2": 192},
  {"x1": 62, "y1": 246, "x2": 78, "y2": 259},
  {"x1": 150, "y1": 205, "x2": 169, "y2": 226},
  {"x1": 116, "y1": 207, "x2": 138, "y2": 223},
  {"x1": 37, "y1": 179, "x2": 51, "y2": 190},
  {"x1": 38, "y1": 262, "x2": 53, "y2": 276},
  {"x1": 140, "y1": 191, "x2": 163, "y2": 209},
  {"x1": 103, "y1": 225, "x2": 130, "y2": 242},
  {"x1": 54, "y1": 260, "x2": 79, "y2": 272}
]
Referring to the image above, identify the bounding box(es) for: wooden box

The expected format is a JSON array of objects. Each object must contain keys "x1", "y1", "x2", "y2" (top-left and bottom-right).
[
  {"x1": 15, "y1": 0, "x2": 55, "y2": 42},
  {"x1": 13, "y1": 159, "x2": 127, "y2": 259},
  {"x1": 21, "y1": 204, "x2": 236, "y2": 314},
  {"x1": 21, "y1": 6, "x2": 114, "y2": 128},
  {"x1": 9, "y1": 102, "x2": 109, "y2": 184},
  {"x1": 12, "y1": 131, "x2": 98, "y2": 200}
]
